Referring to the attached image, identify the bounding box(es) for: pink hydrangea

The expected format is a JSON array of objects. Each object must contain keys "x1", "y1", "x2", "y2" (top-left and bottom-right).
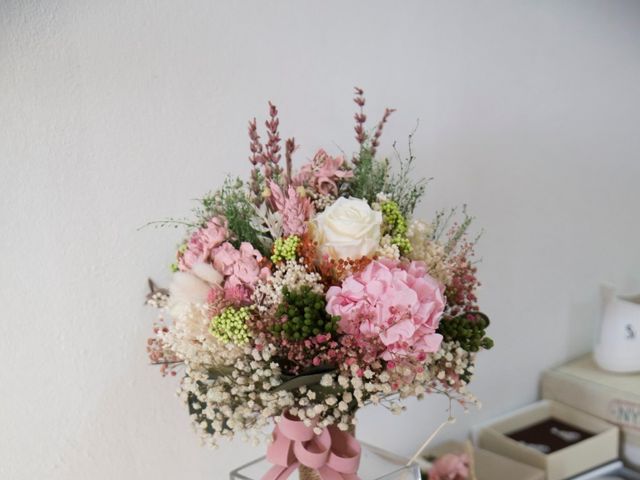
[
  {"x1": 212, "y1": 241, "x2": 270, "y2": 304},
  {"x1": 429, "y1": 453, "x2": 470, "y2": 480},
  {"x1": 294, "y1": 149, "x2": 353, "y2": 197},
  {"x1": 325, "y1": 259, "x2": 445, "y2": 361},
  {"x1": 179, "y1": 217, "x2": 228, "y2": 271}
]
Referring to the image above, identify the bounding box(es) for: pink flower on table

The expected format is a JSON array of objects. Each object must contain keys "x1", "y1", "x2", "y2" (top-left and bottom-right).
[
  {"x1": 294, "y1": 149, "x2": 353, "y2": 197},
  {"x1": 179, "y1": 217, "x2": 228, "y2": 271},
  {"x1": 429, "y1": 453, "x2": 470, "y2": 480},
  {"x1": 325, "y1": 259, "x2": 445, "y2": 361}
]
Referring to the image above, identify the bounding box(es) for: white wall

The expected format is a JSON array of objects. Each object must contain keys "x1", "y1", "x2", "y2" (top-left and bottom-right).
[{"x1": 2, "y1": 1, "x2": 640, "y2": 478}]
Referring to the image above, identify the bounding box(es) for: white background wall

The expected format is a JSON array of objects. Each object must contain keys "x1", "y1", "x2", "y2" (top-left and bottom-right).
[{"x1": 2, "y1": 1, "x2": 640, "y2": 478}]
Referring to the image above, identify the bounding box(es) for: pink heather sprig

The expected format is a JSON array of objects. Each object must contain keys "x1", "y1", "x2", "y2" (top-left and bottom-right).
[
  {"x1": 248, "y1": 118, "x2": 264, "y2": 166},
  {"x1": 445, "y1": 237, "x2": 480, "y2": 317},
  {"x1": 248, "y1": 118, "x2": 264, "y2": 201},
  {"x1": 247, "y1": 102, "x2": 286, "y2": 202},
  {"x1": 265, "y1": 102, "x2": 282, "y2": 165},
  {"x1": 370, "y1": 107, "x2": 395, "y2": 157},
  {"x1": 147, "y1": 317, "x2": 181, "y2": 377},
  {"x1": 263, "y1": 102, "x2": 283, "y2": 183},
  {"x1": 285, "y1": 137, "x2": 296, "y2": 187},
  {"x1": 353, "y1": 87, "x2": 367, "y2": 149}
]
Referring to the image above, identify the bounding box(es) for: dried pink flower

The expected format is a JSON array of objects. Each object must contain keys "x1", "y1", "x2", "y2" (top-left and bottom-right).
[
  {"x1": 353, "y1": 87, "x2": 367, "y2": 147},
  {"x1": 294, "y1": 149, "x2": 353, "y2": 197},
  {"x1": 269, "y1": 180, "x2": 314, "y2": 236},
  {"x1": 211, "y1": 241, "x2": 270, "y2": 305},
  {"x1": 178, "y1": 217, "x2": 228, "y2": 271},
  {"x1": 223, "y1": 277, "x2": 253, "y2": 305}
]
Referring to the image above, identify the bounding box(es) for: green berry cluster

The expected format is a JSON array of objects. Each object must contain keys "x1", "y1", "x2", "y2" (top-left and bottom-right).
[
  {"x1": 271, "y1": 286, "x2": 339, "y2": 340},
  {"x1": 209, "y1": 306, "x2": 252, "y2": 345},
  {"x1": 271, "y1": 236, "x2": 301, "y2": 263},
  {"x1": 381, "y1": 200, "x2": 412, "y2": 254},
  {"x1": 437, "y1": 312, "x2": 494, "y2": 352}
]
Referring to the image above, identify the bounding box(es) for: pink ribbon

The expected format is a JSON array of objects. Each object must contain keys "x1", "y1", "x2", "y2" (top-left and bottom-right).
[{"x1": 261, "y1": 412, "x2": 362, "y2": 480}]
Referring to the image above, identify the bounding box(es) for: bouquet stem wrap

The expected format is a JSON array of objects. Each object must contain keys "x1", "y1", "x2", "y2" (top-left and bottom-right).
[{"x1": 262, "y1": 412, "x2": 361, "y2": 480}]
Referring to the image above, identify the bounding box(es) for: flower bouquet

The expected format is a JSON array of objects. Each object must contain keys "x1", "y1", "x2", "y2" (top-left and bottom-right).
[{"x1": 145, "y1": 88, "x2": 493, "y2": 480}]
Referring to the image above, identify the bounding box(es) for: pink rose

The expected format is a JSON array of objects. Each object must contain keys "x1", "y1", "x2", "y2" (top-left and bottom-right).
[
  {"x1": 210, "y1": 241, "x2": 271, "y2": 306},
  {"x1": 326, "y1": 260, "x2": 445, "y2": 361},
  {"x1": 212, "y1": 242, "x2": 240, "y2": 276},
  {"x1": 233, "y1": 243, "x2": 264, "y2": 285},
  {"x1": 179, "y1": 217, "x2": 228, "y2": 271},
  {"x1": 429, "y1": 453, "x2": 470, "y2": 480}
]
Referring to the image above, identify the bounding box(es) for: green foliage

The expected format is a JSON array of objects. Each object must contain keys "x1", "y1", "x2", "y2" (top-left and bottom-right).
[
  {"x1": 432, "y1": 205, "x2": 481, "y2": 252},
  {"x1": 271, "y1": 286, "x2": 339, "y2": 341},
  {"x1": 272, "y1": 371, "x2": 330, "y2": 393},
  {"x1": 386, "y1": 131, "x2": 428, "y2": 217},
  {"x1": 347, "y1": 147, "x2": 390, "y2": 205},
  {"x1": 199, "y1": 177, "x2": 269, "y2": 256},
  {"x1": 346, "y1": 130, "x2": 427, "y2": 217}
]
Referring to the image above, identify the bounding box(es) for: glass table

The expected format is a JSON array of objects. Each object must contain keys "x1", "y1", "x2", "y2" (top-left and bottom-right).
[{"x1": 230, "y1": 442, "x2": 422, "y2": 480}]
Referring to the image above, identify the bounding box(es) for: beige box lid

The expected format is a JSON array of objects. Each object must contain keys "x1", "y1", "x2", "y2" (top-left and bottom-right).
[{"x1": 551, "y1": 354, "x2": 640, "y2": 394}]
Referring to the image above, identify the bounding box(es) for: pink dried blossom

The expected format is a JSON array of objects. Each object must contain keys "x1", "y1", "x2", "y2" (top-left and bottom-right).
[
  {"x1": 326, "y1": 259, "x2": 445, "y2": 361},
  {"x1": 223, "y1": 277, "x2": 253, "y2": 305},
  {"x1": 179, "y1": 217, "x2": 228, "y2": 271},
  {"x1": 211, "y1": 241, "x2": 270, "y2": 305},
  {"x1": 269, "y1": 181, "x2": 314, "y2": 236},
  {"x1": 445, "y1": 237, "x2": 480, "y2": 317},
  {"x1": 211, "y1": 242, "x2": 240, "y2": 276},
  {"x1": 429, "y1": 453, "x2": 470, "y2": 480},
  {"x1": 294, "y1": 149, "x2": 353, "y2": 197}
]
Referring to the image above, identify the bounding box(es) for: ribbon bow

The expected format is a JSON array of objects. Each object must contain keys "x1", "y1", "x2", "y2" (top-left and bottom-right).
[{"x1": 262, "y1": 412, "x2": 361, "y2": 480}]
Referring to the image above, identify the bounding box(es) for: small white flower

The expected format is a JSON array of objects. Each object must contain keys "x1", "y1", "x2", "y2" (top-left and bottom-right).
[{"x1": 320, "y1": 374, "x2": 333, "y2": 387}]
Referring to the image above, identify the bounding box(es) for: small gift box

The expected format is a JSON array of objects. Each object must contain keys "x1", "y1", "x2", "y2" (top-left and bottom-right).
[
  {"x1": 421, "y1": 441, "x2": 545, "y2": 480},
  {"x1": 542, "y1": 354, "x2": 640, "y2": 468},
  {"x1": 474, "y1": 400, "x2": 619, "y2": 480}
]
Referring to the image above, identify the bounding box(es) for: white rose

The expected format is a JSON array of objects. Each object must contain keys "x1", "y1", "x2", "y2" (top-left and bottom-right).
[{"x1": 313, "y1": 197, "x2": 382, "y2": 260}]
